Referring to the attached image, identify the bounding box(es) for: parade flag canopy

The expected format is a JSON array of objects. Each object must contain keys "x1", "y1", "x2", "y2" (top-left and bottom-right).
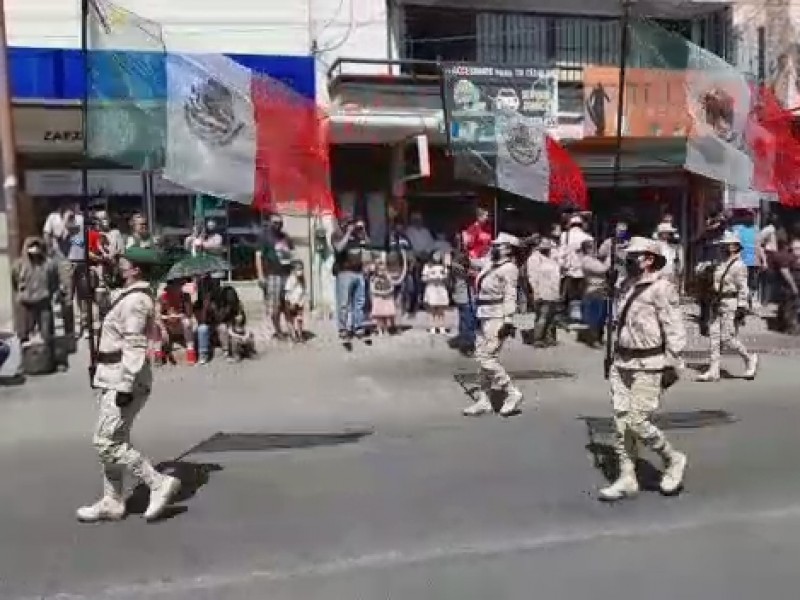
[
  {"x1": 86, "y1": 0, "x2": 166, "y2": 170},
  {"x1": 440, "y1": 63, "x2": 587, "y2": 209},
  {"x1": 86, "y1": 0, "x2": 333, "y2": 215},
  {"x1": 627, "y1": 18, "x2": 755, "y2": 190}
]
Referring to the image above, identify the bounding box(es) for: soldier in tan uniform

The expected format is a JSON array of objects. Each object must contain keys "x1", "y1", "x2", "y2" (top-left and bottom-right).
[
  {"x1": 463, "y1": 233, "x2": 523, "y2": 417},
  {"x1": 77, "y1": 247, "x2": 181, "y2": 523},
  {"x1": 695, "y1": 230, "x2": 758, "y2": 382},
  {"x1": 600, "y1": 237, "x2": 688, "y2": 501}
]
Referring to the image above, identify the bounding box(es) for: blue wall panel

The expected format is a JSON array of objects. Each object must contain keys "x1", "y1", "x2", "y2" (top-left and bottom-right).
[{"x1": 9, "y1": 47, "x2": 316, "y2": 102}]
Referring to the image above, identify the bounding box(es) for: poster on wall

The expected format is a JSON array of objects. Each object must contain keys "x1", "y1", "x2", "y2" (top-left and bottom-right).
[{"x1": 440, "y1": 63, "x2": 559, "y2": 195}]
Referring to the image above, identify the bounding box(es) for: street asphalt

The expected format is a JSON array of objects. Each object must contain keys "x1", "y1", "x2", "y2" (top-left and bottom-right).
[{"x1": 2, "y1": 320, "x2": 800, "y2": 600}]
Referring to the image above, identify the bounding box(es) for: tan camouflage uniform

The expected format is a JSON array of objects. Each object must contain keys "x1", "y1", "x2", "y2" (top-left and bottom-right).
[
  {"x1": 697, "y1": 254, "x2": 756, "y2": 380},
  {"x1": 600, "y1": 237, "x2": 688, "y2": 500},
  {"x1": 78, "y1": 279, "x2": 179, "y2": 522},
  {"x1": 464, "y1": 238, "x2": 523, "y2": 417}
]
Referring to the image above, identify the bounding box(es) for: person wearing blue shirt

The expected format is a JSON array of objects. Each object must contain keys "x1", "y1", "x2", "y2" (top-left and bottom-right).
[{"x1": 733, "y1": 210, "x2": 759, "y2": 307}]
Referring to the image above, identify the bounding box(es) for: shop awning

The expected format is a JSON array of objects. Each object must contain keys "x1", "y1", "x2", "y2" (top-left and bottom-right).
[{"x1": 329, "y1": 108, "x2": 446, "y2": 145}]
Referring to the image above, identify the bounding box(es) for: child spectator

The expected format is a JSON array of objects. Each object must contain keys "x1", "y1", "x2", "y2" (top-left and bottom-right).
[
  {"x1": 422, "y1": 251, "x2": 450, "y2": 334},
  {"x1": 370, "y1": 260, "x2": 396, "y2": 335},
  {"x1": 284, "y1": 260, "x2": 307, "y2": 342}
]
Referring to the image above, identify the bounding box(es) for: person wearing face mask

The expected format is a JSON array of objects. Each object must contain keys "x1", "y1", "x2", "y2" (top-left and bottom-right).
[
  {"x1": 694, "y1": 231, "x2": 758, "y2": 382},
  {"x1": 599, "y1": 237, "x2": 688, "y2": 501},
  {"x1": 11, "y1": 237, "x2": 59, "y2": 345},
  {"x1": 78, "y1": 246, "x2": 180, "y2": 523},
  {"x1": 463, "y1": 233, "x2": 523, "y2": 417},
  {"x1": 255, "y1": 215, "x2": 295, "y2": 339},
  {"x1": 527, "y1": 237, "x2": 561, "y2": 346}
]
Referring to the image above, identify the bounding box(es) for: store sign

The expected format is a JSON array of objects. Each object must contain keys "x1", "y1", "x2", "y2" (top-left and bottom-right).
[
  {"x1": 15, "y1": 106, "x2": 83, "y2": 154},
  {"x1": 43, "y1": 130, "x2": 82, "y2": 142},
  {"x1": 441, "y1": 63, "x2": 560, "y2": 153},
  {"x1": 583, "y1": 66, "x2": 691, "y2": 138}
]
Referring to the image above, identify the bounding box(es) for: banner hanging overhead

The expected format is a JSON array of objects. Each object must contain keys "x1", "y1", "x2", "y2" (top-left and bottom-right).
[{"x1": 440, "y1": 63, "x2": 586, "y2": 208}]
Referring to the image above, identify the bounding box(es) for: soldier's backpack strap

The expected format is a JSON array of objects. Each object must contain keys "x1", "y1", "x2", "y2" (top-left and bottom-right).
[
  {"x1": 715, "y1": 258, "x2": 737, "y2": 296},
  {"x1": 96, "y1": 286, "x2": 154, "y2": 352},
  {"x1": 615, "y1": 282, "x2": 654, "y2": 344}
]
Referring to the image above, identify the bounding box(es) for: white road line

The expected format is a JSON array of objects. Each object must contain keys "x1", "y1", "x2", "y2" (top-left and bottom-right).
[{"x1": 24, "y1": 503, "x2": 800, "y2": 600}]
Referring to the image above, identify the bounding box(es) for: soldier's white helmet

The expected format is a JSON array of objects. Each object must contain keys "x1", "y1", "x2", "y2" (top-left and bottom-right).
[
  {"x1": 538, "y1": 237, "x2": 555, "y2": 250},
  {"x1": 715, "y1": 230, "x2": 742, "y2": 246},
  {"x1": 492, "y1": 232, "x2": 520, "y2": 247},
  {"x1": 626, "y1": 236, "x2": 666, "y2": 268}
]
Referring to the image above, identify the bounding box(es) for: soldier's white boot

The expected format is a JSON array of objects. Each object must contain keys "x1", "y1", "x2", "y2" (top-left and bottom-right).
[
  {"x1": 499, "y1": 387, "x2": 523, "y2": 416},
  {"x1": 144, "y1": 474, "x2": 181, "y2": 521},
  {"x1": 696, "y1": 362, "x2": 720, "y2": 382},
  {"x1": 599, "y1": 460, "x2": 639, "y2": 501},
  {"x1": 743, "y1": 353, "x2": 759, "y2": 380},
  {"x1": 77, "y1": 468, "x2": 127, "y2": 522},
  {"x1": 463, "y1": 391, "x2": 493, "y2": 416},
  {"x1": 660, "y1": 448, "x2": 688, "y2": 495},
  {"x1": 76, "y1": 496, "x2": 126, "y2": 522}
]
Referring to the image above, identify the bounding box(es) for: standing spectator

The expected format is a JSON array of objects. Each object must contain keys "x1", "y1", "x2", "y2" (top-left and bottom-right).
[
  {"x1": 44, "y1": 202, "x2": 89, "y2": 338},
  {"x1": 11, "y1": 237, "x2": 59, "y2": 345},
  {"x1": 654, "y1": 222, "x2": 683, "y2": 288},
  {"x1": 775, "y1": 239, "x2": 800, "y2": 334},
  {"x1": 185, "y1": 219, "x2": 225, "y2": 257},
  {"x1": 405, "y1": 212, "x2": 435, "y2": 316},
  {"x1": 462, "y1": 207, "x2": 493, "y2": 262},
  {"x1": 732, "y1": 210, "x2": 759, "y2": 307},
  {"x1": 527, "y1": 238, "x2": 561, "y2": 346},
  {"x1": 284, "y1": 261, "x2": 307, "y2": 342},
  {"x1": 431, "y1": 231, "x2": 453, "y2": 257},
  {"x1": 579, "y1": 239, "x2": 611, "y2": 347},
  {"x1": 370, "y1": 260, "x2": 397, "y2": 335},
  {"x1": 386, "y1": 219, "x2": 414, "y2": 316},
  {"x1": 125, "y1": 213, "x2": 154, "y2": 249},
  {"x1": 757, "y1": 213, "x2": 781, "y2": 304},
  {"x1": 254, "y1": 214, "x2": 294, "y2": 339},
  {"x1": 422, "y1": 251, "x2": 450, "y2": 334},
  {"x1": 449, "y1": 240, "x2": 476, "y2": 352},
  {"x1": 560, "y1": 214, "x2": 592, "y2": 323},
  {"x1": 332, "y1": 217, "x2": 370, "y2": 346}
]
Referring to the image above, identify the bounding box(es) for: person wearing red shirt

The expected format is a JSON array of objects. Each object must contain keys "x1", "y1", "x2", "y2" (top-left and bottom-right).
[{"x1": 463, "y1": 208, "x2": 493, "y2": 262}]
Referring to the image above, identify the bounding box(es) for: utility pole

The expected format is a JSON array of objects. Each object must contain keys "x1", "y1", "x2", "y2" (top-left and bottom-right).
[{"x1": 0, "y1": 0, "x2": 21, "y2": 333}]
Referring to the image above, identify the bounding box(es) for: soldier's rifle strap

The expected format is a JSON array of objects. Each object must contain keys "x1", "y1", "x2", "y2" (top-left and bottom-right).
[{"x1": 715, "y1": 259, "x2": 737, "y2": 298}]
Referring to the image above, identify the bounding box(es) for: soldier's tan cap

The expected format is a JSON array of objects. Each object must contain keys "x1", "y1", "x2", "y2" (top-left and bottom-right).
[
  {"x1": 715, "y1": 230, "x2": 742, "y2": 246},
  {"x1": 626, "y1": 236, "x2": 665, "y2": 257},
  {"x1": 492, "y1": 232, "x2": 520, "y2": 247}
]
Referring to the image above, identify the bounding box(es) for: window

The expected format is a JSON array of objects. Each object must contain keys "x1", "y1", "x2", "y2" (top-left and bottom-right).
[
  {"x1": 402, "y1": 6, "x2": 476, "y2": 74},
  {"x1": 552, "y1": 17, "x2": 620, "y2": 66}
]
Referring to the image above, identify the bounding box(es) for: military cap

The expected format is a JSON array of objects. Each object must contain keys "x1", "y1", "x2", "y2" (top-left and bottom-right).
[{"x1": 122, "y1": 246, "x2": 166, "y2": 265}]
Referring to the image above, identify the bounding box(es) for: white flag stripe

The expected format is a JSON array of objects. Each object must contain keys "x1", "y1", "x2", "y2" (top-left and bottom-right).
[
  {"x1": 495, "y1": 115, "x2": 550, "y2": 202},
  {"x1": 163, "y1": 53, "x2": 257, "y2": 203}
]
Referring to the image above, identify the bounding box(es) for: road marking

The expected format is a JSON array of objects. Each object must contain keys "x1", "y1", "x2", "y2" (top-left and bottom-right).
[{"x1": 24, "y1": 503, "x2": 800, "y2": 599}]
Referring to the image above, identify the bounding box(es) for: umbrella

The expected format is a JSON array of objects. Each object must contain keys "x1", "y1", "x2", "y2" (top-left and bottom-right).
[{"x1": 163, "y1": 253, "x2": 230, "y2": 282}]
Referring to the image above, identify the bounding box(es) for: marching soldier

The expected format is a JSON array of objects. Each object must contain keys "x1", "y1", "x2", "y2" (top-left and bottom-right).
[
  {"x1": 695, "y1": 230, "x2": 759, "y2": 382},
  {"x1": 77, "y1": 247, "x2": 181, "y2": 523},
  {"x1": 600, "y1": 237, "x2": 688, "y2": 501},
  {"x1": 463, "y1": 233, "x2": 523, "y2": 417}
]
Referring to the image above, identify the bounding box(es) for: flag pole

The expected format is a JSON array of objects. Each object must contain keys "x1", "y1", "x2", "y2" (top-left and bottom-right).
[
  {"x1": 612, "y1": 0, "x2": 632, "y2": 189},
  {"x1": 81, "y1": 0, "x2": 98, "y2": 378},
  {"x1": 0, "y1": 0, "x2": 22, "y2": 334},
  {"x1": 604, "y1": 0, "x2": 632, "y2": 379}
]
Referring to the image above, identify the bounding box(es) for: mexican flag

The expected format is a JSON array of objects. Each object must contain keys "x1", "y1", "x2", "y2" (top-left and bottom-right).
[
  {"x1": 628, "y1": 19, "x2": 755, "y2": 189},
  {"x1": 163, "y1": 52, "x2": 333, "y2": 213}
]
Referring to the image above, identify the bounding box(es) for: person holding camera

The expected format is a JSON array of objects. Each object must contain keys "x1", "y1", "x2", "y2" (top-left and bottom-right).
[
  {"x1": 462, "y1": 233, "x2": 523, "y2": 417},
  {"x1": 332, "y1": 217, "x2": 370, "y2": 347}
]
